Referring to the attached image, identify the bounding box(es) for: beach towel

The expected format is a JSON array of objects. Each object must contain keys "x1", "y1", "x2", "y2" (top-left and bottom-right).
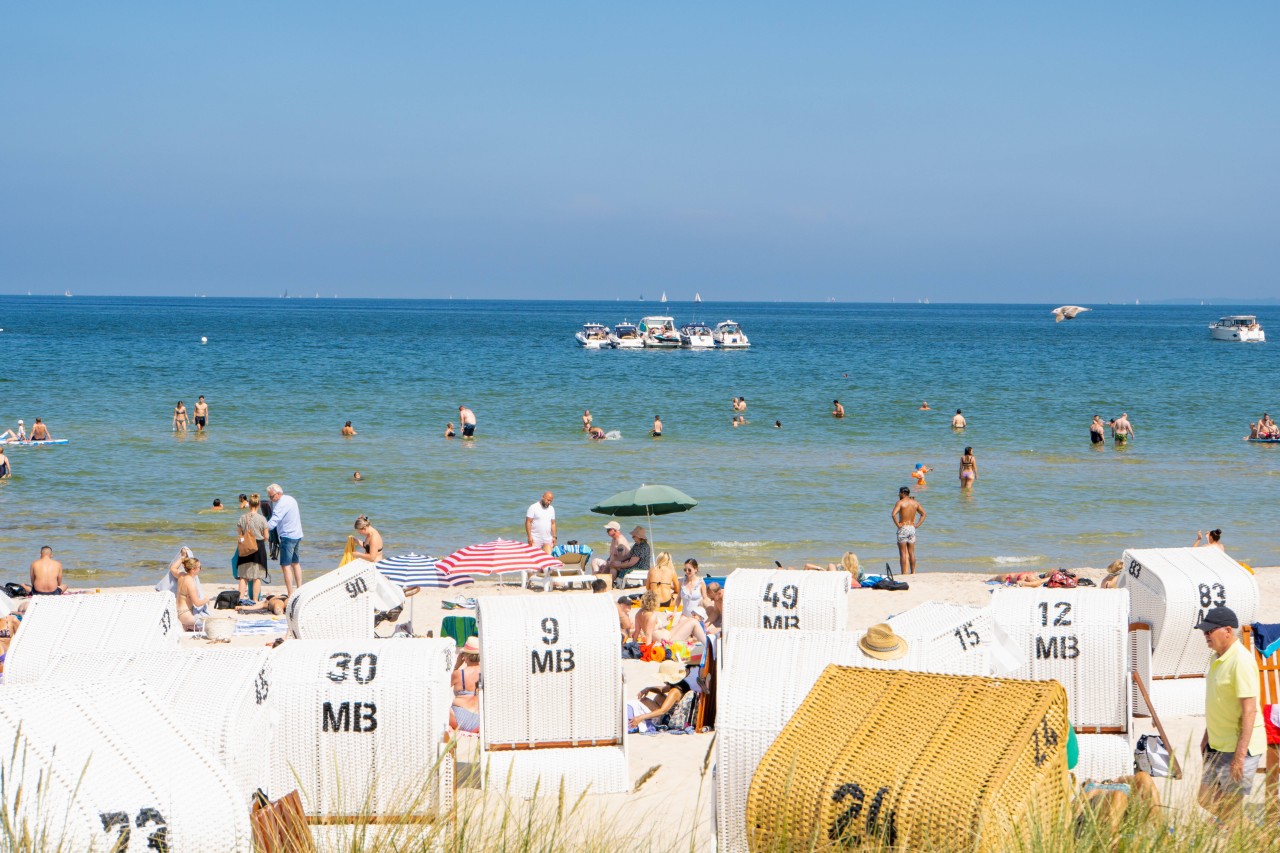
[
  {"x1": 339, "y1": 536, "x2": 359, "y2": 568},
  {"x1": 441, "y1": 615, "x2": 477, "y2": 647},
  {"x1": 1250, "y1": 622, "x2": 1280, "y2": 658},
  {"x1": 235, "y1": 618, "x2": 287, "y2": 636}
]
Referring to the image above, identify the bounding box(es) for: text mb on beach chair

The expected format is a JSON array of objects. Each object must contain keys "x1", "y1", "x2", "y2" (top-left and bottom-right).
[
  {"x1": 476, "y1": 595, "x2": 627, "y2": 798},
  {"x1": 8, "y1": 648, "x2": 273, "y2": 805},
  {"x1": 268, "y1": 638, "x2": 457, "y2": 820},
  {"x1": 286, "y1": 559, "x2": 406, "y2": 640},
  {"x1": 721, "y1": 568, "x2": 850, "y2": 635},
  {"x1": 990, "y1": 587, "x2": 1133, "y2": 781},
  {"x1": 746, "y1": 667, "x2": 1071, "y2": 853},
  {"x1": 3, "y1": 591, "x2": 180, "y2": 683},
  {"x1": 0, "y1": 681, "x2": 251, "y2": 852},
  {"x1": 1120, "y1": 547, "x2": 1259, "y2": 716}
]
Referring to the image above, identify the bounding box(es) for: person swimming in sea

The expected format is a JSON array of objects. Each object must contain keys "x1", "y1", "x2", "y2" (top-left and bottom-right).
[
  {"x1": 919, "y1": 401, "x2": 930, "y2": 410},
  {"x1": 911, "y1": 464, "x2": 931, "y2": 488},
  {"x1": 444, "y1": 422, "x2": 455, "y2": 439},
  {"x1": 832, "y1": 400, "x2": 845, "y2": 418},
  {"x1": 588, "y1": 426, "x2": 607, "y2": 440}
]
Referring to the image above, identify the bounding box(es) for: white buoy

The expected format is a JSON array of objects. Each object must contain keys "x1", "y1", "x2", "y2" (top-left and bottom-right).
[{"x1": 201, "y1": 336, "x2": 208, "y2": 344}]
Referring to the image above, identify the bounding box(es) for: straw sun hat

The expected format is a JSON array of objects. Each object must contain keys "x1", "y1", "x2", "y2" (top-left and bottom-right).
[
  {"x1": 461, "y1": 636, "x2": 481, "y2": 655},
  {"x1": 858, "y1": 623, "x2": 909, "y2": 660},
  {"x1": 657, "y1": 659, "x2": 688, "y2": 684}
]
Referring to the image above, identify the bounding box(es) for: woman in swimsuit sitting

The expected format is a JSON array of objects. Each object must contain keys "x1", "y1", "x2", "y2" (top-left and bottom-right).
[
  {"x1": 450, "y1": 636, "x2": 481, "y2": 733},
  {"x1": 627, "y1": 660, "x2": 702, "y2": 733},
  {"x1": 353, "y1": 516, "x2": 384, "y2": 564},
  {"x1": 174, "y1": 556, "x2": 210, "y2": 631},
  {"x1": 1193, "y1": 528, "x2": 1225, "y2": 552},
  {"x1": 646, "y1": 551, "x2": 679, "y2": 607}
]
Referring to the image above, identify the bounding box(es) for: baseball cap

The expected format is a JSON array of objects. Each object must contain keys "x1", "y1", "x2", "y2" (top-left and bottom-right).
[
  {"x1": 1194, "y1": 606, "x2": 1238, "y2": 632},
  {"x1": 604, "y1": 520, "x2": 620, "y2": 531}
]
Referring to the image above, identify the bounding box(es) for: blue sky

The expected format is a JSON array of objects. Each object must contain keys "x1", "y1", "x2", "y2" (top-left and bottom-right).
[{"x1": 1, "y1": 3, "x2": 1276, "y2": 301}]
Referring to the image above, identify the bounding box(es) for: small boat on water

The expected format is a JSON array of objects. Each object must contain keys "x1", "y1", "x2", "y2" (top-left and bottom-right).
[
  {"x1": 640, "y1": 316, "x2": 681, "y2": 348},
  {"x1": 679, "y1": 323, "x2": 714, "y2": 348},
  {"x1": 575, "y1": 322, "x2": 614, "y2": 349},
  {"x1": 660, "y1": 291, "x2": 668, "y2": 303},
  {"x1": 694, "y1": 292, "x2": 702, "y2": 303},
  {"x1": 1209, "y1": 315, "x2": 1265, "y2": 342},
  {"x1": 609, "y1": 321, "x2": 644, "y2": 349},
  {"x1": 713, "y1": 320, "x2": 750, "y2": 349}
]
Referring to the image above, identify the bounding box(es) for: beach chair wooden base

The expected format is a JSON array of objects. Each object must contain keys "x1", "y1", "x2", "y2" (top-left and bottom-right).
[{"x1": 252, "y1": 790, "x2": 314, "y2": 853}]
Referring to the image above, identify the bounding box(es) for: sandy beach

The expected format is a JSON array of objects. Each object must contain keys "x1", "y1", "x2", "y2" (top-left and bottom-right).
[{"x1": 130, "y1": 564, "x2": 1279, "y2": 849}]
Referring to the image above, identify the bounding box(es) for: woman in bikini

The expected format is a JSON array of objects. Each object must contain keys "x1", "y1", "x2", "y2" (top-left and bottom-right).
[
  {"x1": 173, "y1": 402, "x2": 188, "y2": 432},
  {"x1": 646, "y1": 551, "x2": 679, "y2": 607},
  {"x1": 959, "y1": 446, "x2": 977, "y2": 488},
  {"x1": 175, "y1": 556, "x2": 210, "y2": 631},
  {"x1": 353, "y1": 516, "x2": 384, "y2": 564},
  {"x1": 450, "y1": 637, "x2": 482, "y2": 733}
]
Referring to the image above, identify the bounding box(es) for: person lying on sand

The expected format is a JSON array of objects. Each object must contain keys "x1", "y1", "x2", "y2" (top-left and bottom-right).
[
  {"x1": 991, "y1": 571, "x2": 1051, "y2": 587},
  {"x1": 237, "y1": 595, "x2": 287, "y2": 616},
  {"x1": 803, "y1": 552, "x2": 860, "y2": 574},
  {"x1": 1101, "y1": 559, "x2": 1124, "y2": 589}
]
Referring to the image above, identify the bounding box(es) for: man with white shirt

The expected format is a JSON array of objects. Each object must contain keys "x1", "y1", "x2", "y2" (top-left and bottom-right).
[
  {"x1": 525, "y1": 491, "x2": 557, "y2": 553},
  {"x1": 266, "y1": 483, "x2": 304, "y2": 595}
]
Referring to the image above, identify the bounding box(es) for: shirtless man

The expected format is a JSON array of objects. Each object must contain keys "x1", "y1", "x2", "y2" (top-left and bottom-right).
[
  {"x1": 951, "y1": 409, "x2": 966, "y2": 429},
  {"x1": 832, "y1": 400, "x2": 845, "y2": 418},
  {"x1": 1114, "y1": 412, "x2": 1135, "y2": 444},
  {"x1": 28, "y1": 546, "x2": 67, "y2": 595},
  {"x1": 458, "y1": 405, "x2": 477, "y2": 439},
  {"x1": 591, "y1": 521, "x2": 633, "y2": 586},
  {"x1": 28, "y1": 419, "x2": 51, "y2": 441},
  {"x1": 651, "y1": 415, "x2": 663, "y2": 437},
  {"x1": 919, "y1": 401, "x2": 931, "y2": 410},
  {"x1": 891, "y1": 487, "x2": 926, "y2": 575},
  {"x1": 588, "y1": 426, "x2": 607, "y2": 440},
  {"x1": 616, "y1": 595, "x2": 635, "y2": 641},
  {"x1": 193, "y1": 396, "x2": 209, "y2": 431}
]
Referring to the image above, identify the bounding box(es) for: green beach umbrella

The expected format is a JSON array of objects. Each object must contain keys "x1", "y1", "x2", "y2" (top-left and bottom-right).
[{"x1": 590, "y1": 484, "x2": 699, "y2": 557}]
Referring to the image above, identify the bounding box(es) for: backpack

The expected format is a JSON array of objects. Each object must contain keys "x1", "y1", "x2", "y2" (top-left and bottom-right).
[
  {"x1": 873, "y1": 562, "x2": 910, "y2": 592},
  {"x1": 1134, "y1": 735, "x2": 1170, "y2": 777},
  {"x1": 1046, "y1": 570, "x2": 1078, "y2": 589},
  {"x1": 214, "y1": 589, "x2": 241, "y2": 610}
]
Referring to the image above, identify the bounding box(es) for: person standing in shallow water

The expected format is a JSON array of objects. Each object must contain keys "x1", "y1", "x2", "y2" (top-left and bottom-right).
[
  {"x1": 1090, "y1": 415, "x2": 1105, "y2": 445},
  {"x1": 891, "y1": 486, "x2": 925, "y2": 575},
  {"x1": 959, "y1": 447, "x2": 977, "y2": 488},
  {"x1": 173, "y1": 401, "x2": 188, "y2": 432},
  {"x1": 832, "y1": 400, "x2": 845, "y2": 418},
  {"x1": 650, "y1": 415, "x2": 663, "y2": 437}
]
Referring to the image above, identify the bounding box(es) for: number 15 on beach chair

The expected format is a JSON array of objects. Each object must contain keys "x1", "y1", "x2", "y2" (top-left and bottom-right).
[{"x1": 476, "y1": 596, "x2": 628, "y2": 798}]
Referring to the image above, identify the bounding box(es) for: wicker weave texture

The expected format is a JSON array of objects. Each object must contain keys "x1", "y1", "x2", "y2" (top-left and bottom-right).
[
  {"x1": 4, "y1": 592, "x2": 180, "y2": 683},
  {"x1": 1120, "y1": 547, "x2": 1259, "y2": 676},
  {"x1": 287, "y1": 560, "x2": 406, "y2": 640},
  {"x1": 0, "y1": 681, "x2": 252, "y2": 852},
  {"x1": 722, "y1": 569, "x2": 850, "y2": 634},
  {"x1": 476, "y1": 595, "x2": 622, "y2": 747},
  {"x1": 746, "y1": 666, "x2": 1071, "y2": 853},
  {"x1": 887, "y1": 601, "x2": 1001, "y2": 677},
  {"x1": 482, "y1": 745, "x2": 631, "y2": 799},
  {"x1": 989, "y1": 588, "x2": 1130, "y2": 729},
  {"x1": 24, "y1": 649, "x2": 272, "y2": 803},
  {"x1": 268, "y1": 638, "x2": 456, "y2": 817},
  {"x1": 1130, "y1": 624, "x2": 1154, "y2": 716}
]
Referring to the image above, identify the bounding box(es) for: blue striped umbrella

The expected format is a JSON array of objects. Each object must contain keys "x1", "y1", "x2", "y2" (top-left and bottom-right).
[{"x1": 375, "y1": 553, "x2": 474, "y2": 589}]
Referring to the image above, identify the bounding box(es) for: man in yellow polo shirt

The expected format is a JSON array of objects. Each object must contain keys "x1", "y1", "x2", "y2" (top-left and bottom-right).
[{"x1": 1196, "y1": 606, "x2": 1265, "y2": 819}]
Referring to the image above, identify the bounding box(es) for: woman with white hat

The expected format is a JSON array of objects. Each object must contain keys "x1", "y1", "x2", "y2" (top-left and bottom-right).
[
  {"x1": 450, "y1": 636, "x2": 482, "y2": 733},
  {"x1": 627, "y1": 659, "x2": 700, "y2": 733}
]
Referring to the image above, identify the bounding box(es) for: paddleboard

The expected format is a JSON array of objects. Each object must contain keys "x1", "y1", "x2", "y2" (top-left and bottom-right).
[
  {"x1": 1247, "y1": 437, "x2": 1280, "y2": 444},
  {"x1": 4, "y1": 439, "x2": 69, "y2": 446}
]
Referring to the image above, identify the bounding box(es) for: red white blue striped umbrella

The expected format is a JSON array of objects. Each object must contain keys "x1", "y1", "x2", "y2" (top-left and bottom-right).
[
  {"x1": 375, "y1": 553, "x2": 473, "y2": 589},
  {"x1": 435, "y1": 538, "x2": 562, "y2": 577}
]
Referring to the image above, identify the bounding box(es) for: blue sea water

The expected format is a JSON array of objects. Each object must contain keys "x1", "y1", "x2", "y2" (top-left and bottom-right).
[{"x1": 0, "y1": 296, "x2": 1277, "y2": 586}]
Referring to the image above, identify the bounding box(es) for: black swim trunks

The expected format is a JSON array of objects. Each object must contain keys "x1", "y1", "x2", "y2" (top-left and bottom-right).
[
  {"x1": 462, "y1": 423, "x2": 475, "y2": 437},
  {"x1": 195, "y1": 416, "x2": 207, "y2": 427},
  {"x1": 31, "y1": 587, "x2": 63, "y2": 596}
]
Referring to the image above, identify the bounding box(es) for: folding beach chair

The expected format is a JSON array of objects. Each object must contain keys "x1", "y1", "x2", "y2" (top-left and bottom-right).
[{"x1": 528, "y1": 551, "x2": 594, "y2": 592}]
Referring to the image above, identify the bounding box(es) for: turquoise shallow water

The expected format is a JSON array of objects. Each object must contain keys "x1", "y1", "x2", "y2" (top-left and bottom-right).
[{"x1": 0, "y1": 296, "x2": 1277, "y2": 584}]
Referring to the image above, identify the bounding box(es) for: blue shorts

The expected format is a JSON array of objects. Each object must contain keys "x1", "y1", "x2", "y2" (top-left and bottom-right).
[
  {"x1": 462, "y1": 423, "x2": 475, "y2": 437},
  {"x1": 279, "y1": 536, "x2": 302, "y2": 566}
]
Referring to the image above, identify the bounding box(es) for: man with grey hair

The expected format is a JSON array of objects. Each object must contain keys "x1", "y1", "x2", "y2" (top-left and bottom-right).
[
  {"x1": 266, "y1": 483, "x2": 304, "y2": 595},
  {"x1": 1196, "y1": 606, "x2": 1265, "y2": 821}
]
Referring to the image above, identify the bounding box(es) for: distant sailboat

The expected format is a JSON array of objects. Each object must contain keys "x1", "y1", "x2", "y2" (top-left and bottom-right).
[
  {"x1": 694, "y1": 292, "x2": 702, "y2": 303},
  {"x1": 660, "y1": 291, "x2": 667, "y2": 303},
  {"x1": 64, "y1": 290, "x2": 72, "y2": 297}
]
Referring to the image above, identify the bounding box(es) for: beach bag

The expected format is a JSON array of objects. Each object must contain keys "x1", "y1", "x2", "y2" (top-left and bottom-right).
[
  {"x1": 1046, "y1": 570, "x2": 1078, "y2": 589},
  {"x1": 1134, "y1": 735, "x2": 1170, "y2": 777},
  {"x1": 873, "y1": 562, "x2": 910, "y2": 591},
  {"x1": 4, "y1": 583, "x2": 28, "y2": 599},
  {"x1": 662, "y1": 690, "x2": 698, "y2": 731},
  {"x1": 237, "y1": 519, "x2": 259, "y2": 558},
  {"x1": 214, "y1": 589, "x2": 241, "y2": 610}
]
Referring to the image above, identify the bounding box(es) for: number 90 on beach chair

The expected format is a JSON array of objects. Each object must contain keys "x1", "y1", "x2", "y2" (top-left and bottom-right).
[
  {"x1": 286, "y1": 560, "x2": 406, "y2": 640},
  {"x1": 476, "y1": 596, "x2": 628, "y2": 798},
  {"x1": 722, "y1": 569, "x2": 850, "y2": 634},
  {"x1": 3, "y1": 591, "x2": 180, "y2": 683},
  {"x1": 267, "y1": 638, "x2": 457, "y2": 821},
  {"x1": 0, "y1": 681, "x2": 252, "y2": 852}
]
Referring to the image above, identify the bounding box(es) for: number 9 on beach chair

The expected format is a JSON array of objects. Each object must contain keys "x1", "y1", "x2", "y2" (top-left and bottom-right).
[
  {"x1": 0, "y1": 681, "x2": 252, "y2": 852},
  {"x1": 287, "y1": 559, "x2": 406, "y2": 640},
  {"x1": 3, "y1": 591, "x2": 180, "y2": 684},
  {"x1": 1120, "y1": 547, "x2": 1259, "y2": 716},
  {"x1": 722, "y1": 569, "x2": 849, "y2": 634},
  {"x1": 990, "y1": 588, "x2": 1132, "y2": 780},
  {"x1": 10, "y1": 649, "x2": 274, "y2": 805},
  {"x1": 476, "y1": 596, "x2": 628, "y2": 798},
  {"x1": 267, "y1": 638, "x2": 457, "y2": 820}
]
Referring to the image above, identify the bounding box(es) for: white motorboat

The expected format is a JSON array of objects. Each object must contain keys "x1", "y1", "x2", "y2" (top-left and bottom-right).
[
  {"x1": 679, "y1": 323, "x2": 714, "y2": 348},
  {"x1": 640, "y1": 316, "x2": 681, "y2": 348},
  {"x1": 609, "y1": 321, "x2": 644, "y2": 349},
  {"x1": 713, "y1": 320, "x2": 750, "y2": 348},
  {"x1": 1209, "y1": 315, "x2": 1265, "y2": 342},
  {"x1": 575, "y1": 322, "x2": 613, "y2": 349}
]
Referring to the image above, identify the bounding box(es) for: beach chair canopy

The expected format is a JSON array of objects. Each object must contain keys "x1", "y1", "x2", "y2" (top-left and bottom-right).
[
  {"x1": 887, "y1": 600, "x2": 1016, "y2": 677},
  {"x1": 4, "y1": 591, "x2": 180, "y2": 683},
  {"x1": 286, "y1": 559, "x2": 405, "y2": 640},
  {"x1": 268, "y1": 638, "x2": 456, "y2": 818},
  {"x1": 12, "y1": 649, "x2": 273, "y2": 804},
  {"x1": 476, "y1": 595, "x2": 628, "y2": 797},
  {"x1": 0, "y1": 681, "x2": 251, "y2": 852},
  {"x1": 721, "y1": 568, "x2": 850, "y2": 634},
  {"x1": 1120, "y1": 547, "x2": 1259, "y2": 677}
]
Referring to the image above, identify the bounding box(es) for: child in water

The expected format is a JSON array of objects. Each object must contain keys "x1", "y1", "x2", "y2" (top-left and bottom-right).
[{"x1": 911, "y1": 464, "x2": 931, "y2": 487}]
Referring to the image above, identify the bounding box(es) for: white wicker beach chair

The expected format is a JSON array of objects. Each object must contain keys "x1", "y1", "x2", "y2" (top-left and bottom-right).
[
  {"x1": 0, "y1": 681, "x2": 251, "y2": 852},
  {"x1": 13, "y1": 649, "x2": 273, "y2": 803},
  {"x1": 1120, "y1": 547, "x2": 1259, "y2": 676},
  {"x1": 0, "y1": 589, "x2": 12, "y2": 617},
  {"x1": 287, "y1": 559, "x2": 406, "y2": 640},
  {"x1": 476, "y1": 595, "x2": 627, "y2": 798},
  {"x1": 885, "y1": 601, "x2": 1007, "y2": 676},
  {"x1": 267, "y1": 638, "x2": 456, "y2": 819},
  {"x1": 721, "y1": 568, "x2": 850, "y2": 634},
  {"x1": 3, "y1": 591, "x2": 180, "y2": 683},
  {"x1": 989, "y1": 588, "x2": 1132, "y2": 780}
]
